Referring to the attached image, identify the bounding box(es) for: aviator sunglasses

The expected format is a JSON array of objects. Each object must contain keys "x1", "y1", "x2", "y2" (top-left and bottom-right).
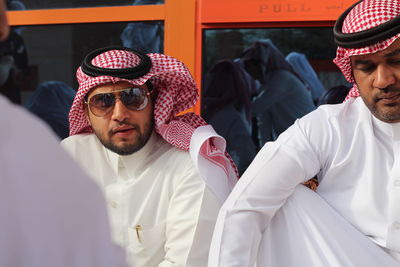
[{"x1": 85, "y1": 87, "x2": 152, "y2": 117}]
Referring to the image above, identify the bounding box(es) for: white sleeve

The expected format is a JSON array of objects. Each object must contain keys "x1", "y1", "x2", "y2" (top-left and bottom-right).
[
  {"x1": 208, "y1": 119, "x2": 322, "y2": 267},
  {"x1": 159, "y1": 166, "x2": 221, "y2": 267}
]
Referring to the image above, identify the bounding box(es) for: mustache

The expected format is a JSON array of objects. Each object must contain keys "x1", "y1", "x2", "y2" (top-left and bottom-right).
[
  {"x1": 109, "y1": 121, "x2": 139, "y2": 135},
  {"x1": 374, "y1": 86, "x2": 400, "y2": 100}
]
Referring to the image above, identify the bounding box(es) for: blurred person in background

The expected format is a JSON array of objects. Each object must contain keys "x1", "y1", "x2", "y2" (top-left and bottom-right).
[
  {"x1": 120, "y1": 0, "x2": 163, "y2": 54},
  {"x1": 0, "y1": 0, "x2": 28, "y2": 104},
  {"x1": 318, "y1": 84, "x2": 351, "y2": 105},
  {"x1": 203, "y1": 59, "x2": 257, "y2": 175},
  {"x1": 25, "y1": 80, "x2": 75, "y2": 140},
  {"x1": 0, "y1": 30, "x2": 27, "y2": 104},
  {"x1": 240, "y1": 39, "x2": 315, "y2": 146},
  {"x1": 286, "y1": 51, "x2": 326, "y2": 104}
]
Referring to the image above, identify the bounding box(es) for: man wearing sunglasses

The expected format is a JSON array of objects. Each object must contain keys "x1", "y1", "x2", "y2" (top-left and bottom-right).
[{"x1": 61, "y1": 46, "x2": 238, "y2": 267}]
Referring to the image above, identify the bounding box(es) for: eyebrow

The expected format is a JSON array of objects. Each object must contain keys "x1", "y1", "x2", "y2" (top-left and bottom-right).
[
  {"x1": 384, "y1": 48, "x2": 400, "y2": 58},
  {"x1": 353, "y1": 49, "x2": 400, "y2": 66},
  {"x1": 353, "y1": 59, "x2": 372, "y2": 66}
]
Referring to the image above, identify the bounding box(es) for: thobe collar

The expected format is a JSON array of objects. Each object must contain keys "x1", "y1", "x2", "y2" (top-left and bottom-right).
[
  {"x1": 104, "y1": 130, "x2": 159, "y2": 180},
  {"x1": 371, "y1": 112, "x2": 400, "y2": 141}
]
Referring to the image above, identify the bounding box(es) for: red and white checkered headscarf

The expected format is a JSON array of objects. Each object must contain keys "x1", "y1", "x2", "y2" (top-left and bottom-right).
[
  {"x1": 69, "y1": 48, "x2": 239, "y2": 181},
  {"x1": 333, "y1": 0, "x2": 400, "y2": 99}
]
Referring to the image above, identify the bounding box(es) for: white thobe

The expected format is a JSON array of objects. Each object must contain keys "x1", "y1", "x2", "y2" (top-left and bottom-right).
[
  {"x1": 209, "y1": 97, "x2": 400, "y2": 266},
  {"x1": 61, "y1": 131, "x2": 221, "y2": 267},
  {"x1": 0, "y1": 96, "x2": 127, "y2": 267}
]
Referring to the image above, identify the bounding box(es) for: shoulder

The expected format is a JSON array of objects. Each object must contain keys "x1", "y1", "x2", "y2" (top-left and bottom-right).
[
  {"x1": 150, "y1": 136, "x2": 195, "y2": 169},
  {"x1": 277, "y1": 97, "x2": 366, "y2": 147},
  {"x1": 268, "y1": 70, "x2": 304, "y2": 87},
  {"x1": 266, "y1": 70, "x2": 313, "y2": 101},
  {"x1": 299, "y1": 97, "x2": 364, "y2": 128},
  {"x1": 150, "y1": 136, "x2": 205, "y2": 185}
]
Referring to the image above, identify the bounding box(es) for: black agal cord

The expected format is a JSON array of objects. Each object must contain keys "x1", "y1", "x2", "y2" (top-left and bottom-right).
[
  {"x1": 81, "y1": 46, "x2": 152, "y2": 79},
  {"x1": 334, "y1": 0, "x2": 400, "y2": 48}
]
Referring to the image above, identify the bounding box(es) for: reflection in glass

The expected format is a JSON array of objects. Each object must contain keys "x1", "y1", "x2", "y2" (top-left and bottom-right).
[
  {"x1": 203, "y1": 28, "x2": 347, "y2": 91},
  {"x1": 0, "y1": 31, "x2": 28, "y2": 105},
  {"x1": 203, "y1": 60, "x2": 257, "y2": 175},
  {"x1": 203, "y1": 28, "x2": 345, "y2": 170},
  {"x1": 16, "y1": 21, "x2": 163, "y2": 105},
  {"x1": 121, "y1": 21, "x2": 163, "y2": 53},
  {"x1": 239, "y1": 39, "x2": 315, "y2": 146}
]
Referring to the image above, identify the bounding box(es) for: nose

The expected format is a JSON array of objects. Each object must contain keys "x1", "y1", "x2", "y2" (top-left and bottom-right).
[
  {"x1": 111, "y1": 98, "x2": 130, "y2": 122},
  {"x1": 373, "y1": 65, "x2": 396, "y2": 90}
]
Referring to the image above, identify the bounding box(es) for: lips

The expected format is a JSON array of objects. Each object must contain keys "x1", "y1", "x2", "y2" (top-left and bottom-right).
[
  {"x1": 377, "y1": 93, "x2": 400, "y2": 103},
  {"x1": 112, "y1": 125, "x2": 136, "y2": 134}
]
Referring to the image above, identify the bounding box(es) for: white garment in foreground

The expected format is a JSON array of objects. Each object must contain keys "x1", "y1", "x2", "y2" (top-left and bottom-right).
[
  {"x1": 0, "y1": 96, "x2": 127, "y2": 267},
  {"x1": 62, "y1": 131, "x2": 221, "y2": 267},
  {"x1": 209, "y1": 97, "x2": 400, "y2": 266},
  {"x1": 259, "y1": 186, "x2": 399, "y2": 266}
]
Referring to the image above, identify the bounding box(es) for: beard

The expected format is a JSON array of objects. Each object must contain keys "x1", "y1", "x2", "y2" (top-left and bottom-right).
[
  {"x1": 95, "y1": 119, "x2": 154, "y2": 156},
  {"x1": 364, "y1": 88, "x2": 400, "y2": 123},
  {"x1": 369, "y1": 103, "x2": 400, "y2": 122}
]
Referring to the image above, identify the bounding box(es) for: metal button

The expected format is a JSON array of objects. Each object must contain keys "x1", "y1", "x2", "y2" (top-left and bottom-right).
[{"x1": 109, "y1": 200, "x2": 118, "y2": 209}]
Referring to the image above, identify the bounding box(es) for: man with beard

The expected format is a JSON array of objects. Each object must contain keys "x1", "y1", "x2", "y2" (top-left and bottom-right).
[
  {"x1": 61, "y1": 46, "x2": 238, "y2": 267},
  {"x1": 208, "y1": 0, "x2": 400, "y2": 266}
]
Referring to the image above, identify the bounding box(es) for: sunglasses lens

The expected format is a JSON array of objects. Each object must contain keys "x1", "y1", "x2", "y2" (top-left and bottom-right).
[
  {"x1": 121, "y1": 88, "x2": 149, "y2": 111},
  {"x1": 89, "y1": 93, "x2": 115, "y2": 116},
  {"x1": 87, "y1": 87, "x2": 150, "y2": 116}
]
